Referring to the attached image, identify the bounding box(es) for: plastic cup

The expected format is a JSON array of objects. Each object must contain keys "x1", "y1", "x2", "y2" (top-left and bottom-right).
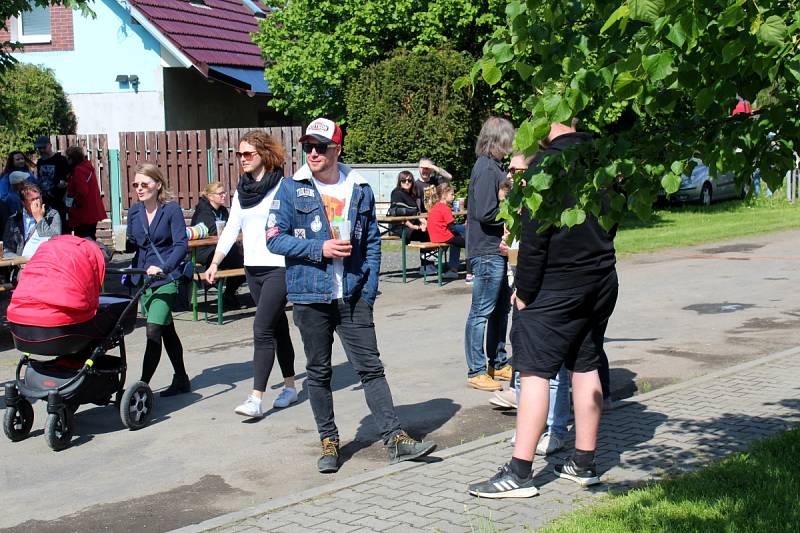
[
  {"x1": 332, "y1": 219, "x2": 351, "y2": 242},
  {"x1": 507, "y1": 248, "x2": 519, "y2": 266},
  {"x1": 215, "y1": 220, "x2": 226, "y2": 236},
  {"x1": 113, "y1": 224, "x2": 127, "y2": 252}
]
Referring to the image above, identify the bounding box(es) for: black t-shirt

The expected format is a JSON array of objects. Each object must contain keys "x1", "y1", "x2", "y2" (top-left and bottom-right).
[{"x1": 36, "y1": 153, "x2": 70, "y2": 202}]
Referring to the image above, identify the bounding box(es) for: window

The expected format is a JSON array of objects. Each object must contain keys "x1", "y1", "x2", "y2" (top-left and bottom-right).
[{"x1": 16, "y1": 6, "x2": 51, "y2": 44}]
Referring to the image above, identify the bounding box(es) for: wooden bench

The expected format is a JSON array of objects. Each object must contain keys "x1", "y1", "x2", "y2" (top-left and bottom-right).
[
  {"x1": 407, "y1": 242, "x2": 450, "y2": 286},
  {"x1": 193, "y1": 267, "x2": 245, "y2": 325}
]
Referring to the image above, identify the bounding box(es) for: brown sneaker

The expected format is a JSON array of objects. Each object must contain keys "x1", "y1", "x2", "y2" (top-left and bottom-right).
[
  {"x1": 467, "y1": 374, "x2": 502, "y2": 391},
  {"x1": 318, "y1": 437, "x2": 340, "y2": 473},
  {"x1": 488, "y1": 365, "x2": 513, "y2": 382}
]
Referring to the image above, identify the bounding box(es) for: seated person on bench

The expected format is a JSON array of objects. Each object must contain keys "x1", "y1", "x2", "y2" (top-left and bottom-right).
[
  {"x1": 191, "y1": 182, "x2": 244, "y2": 309},
  {"x1": 390, "y1": 171, "x2": 435, "y2": 274},
  {"x1": 427, "y1": 182, "x2": 465, "y2": 279}
]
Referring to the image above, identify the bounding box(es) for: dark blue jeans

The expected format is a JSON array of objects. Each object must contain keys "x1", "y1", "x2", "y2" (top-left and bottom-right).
[
  {"x1": 292, "y1": 298, "x2": 402, "y2": 444},
  {"x1": 464, "y1": 254, "x2": 511, "y2": 377}
]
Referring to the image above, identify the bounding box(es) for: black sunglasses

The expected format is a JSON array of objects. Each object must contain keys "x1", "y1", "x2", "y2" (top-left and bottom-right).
[
  {"x1": 399, "y1": 178, "x2": 413, "y2": 183},
  {"x1": 302, "y1": 142, "x2": 336, "y2": 155}
]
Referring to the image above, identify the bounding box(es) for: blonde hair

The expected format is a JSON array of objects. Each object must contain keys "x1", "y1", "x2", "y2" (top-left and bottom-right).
[
  {"x1": 202, "y1": 181, "x2": 224, "y2": 198},
  {"x1": 134, "y1": 162, "x2": 172, "y2": 203},
  {"x1": 436, "y1": 182, "x2": 453, "y2": 199}
]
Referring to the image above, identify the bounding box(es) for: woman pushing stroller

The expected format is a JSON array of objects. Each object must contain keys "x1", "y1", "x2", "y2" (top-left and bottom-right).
[{"x1": 126, "y1": 163, "x2": 191, "y2": 396}]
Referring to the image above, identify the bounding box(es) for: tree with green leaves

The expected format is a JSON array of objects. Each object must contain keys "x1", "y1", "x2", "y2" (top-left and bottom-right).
[
  {"x1": 254, "y1": 0, "x2": 505, "y2": 121},
  {"x1": 1, "y1": 1, "x2": 94, "y2": 72},
  {"x1": 461, "y1": 0, "x2": 799, "y2": 233},
  {"x1": 0, "y1": 63, "x2": 76, "y2": 155},
  {"x1": 345, "y1": 49, "x2": 486, "y2": 182}
]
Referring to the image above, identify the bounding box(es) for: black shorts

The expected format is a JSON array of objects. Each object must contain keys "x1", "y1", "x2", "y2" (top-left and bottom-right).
[{"x1": 511, "y1": 270, "x2": 618, "y2": 379}]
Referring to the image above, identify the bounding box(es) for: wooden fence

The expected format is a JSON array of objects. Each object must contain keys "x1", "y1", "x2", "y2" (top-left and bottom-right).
[
  {"x1": 48, "y1": 134, "x2": 111, "y2": 211},
  {"x1": 119, "y1": 127, "x2": 303, "y2": 210},
  {"x1": 210, "y1": 127, "x2": 303, "y2": 197}
]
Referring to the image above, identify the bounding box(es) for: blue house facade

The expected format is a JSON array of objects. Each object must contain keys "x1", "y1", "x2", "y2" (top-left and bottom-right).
[{"x1": 6, "y1": 0, "x2": 285, "y2": 148}]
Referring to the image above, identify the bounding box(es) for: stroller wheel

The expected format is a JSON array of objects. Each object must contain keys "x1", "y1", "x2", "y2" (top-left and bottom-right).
[
  {"x1": 120, "y1": 382, "x2": 154, "y2": 430},
  {"x1": 3, "y1": 399, "x2": 34, "y2": 442},
  {"x1": 45, "y1": 410, "x2": 74, "y2": 451}
]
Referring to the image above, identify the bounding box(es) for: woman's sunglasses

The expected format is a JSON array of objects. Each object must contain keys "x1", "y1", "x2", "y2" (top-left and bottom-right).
[
  {"x1": 399, "y1": 178, "x2": 414, "y2": 183},
  {"x1": 132, "y1": 182, "x2": 153, "y2": 190},
  {"x1": 235, "y1": 151, "x2": 258, "y2": 161}
]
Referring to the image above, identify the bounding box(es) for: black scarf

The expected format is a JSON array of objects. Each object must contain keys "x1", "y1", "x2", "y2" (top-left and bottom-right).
[{"x1": 237, "y1": 169, "x2": 283, "y2": 208}]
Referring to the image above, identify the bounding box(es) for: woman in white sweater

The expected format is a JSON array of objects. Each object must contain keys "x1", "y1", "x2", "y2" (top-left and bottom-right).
[{"x1": 205, "y1": 131, "x2": 297, "y2": 417}]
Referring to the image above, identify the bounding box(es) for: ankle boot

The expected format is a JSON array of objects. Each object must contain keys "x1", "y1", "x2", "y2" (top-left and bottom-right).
[{"x1": 160, "y1": 374, "x2": 190, "y2": 397}]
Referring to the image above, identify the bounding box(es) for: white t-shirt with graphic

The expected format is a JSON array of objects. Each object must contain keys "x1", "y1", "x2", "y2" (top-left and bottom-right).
[{"x1": 312, "y1": 171, "x2": 351, "y2": 299}]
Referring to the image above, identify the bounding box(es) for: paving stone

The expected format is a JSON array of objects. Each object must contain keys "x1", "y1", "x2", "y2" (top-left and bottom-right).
[{"x1": 196, "y1": 350, "x2": 800, "y2": 533}]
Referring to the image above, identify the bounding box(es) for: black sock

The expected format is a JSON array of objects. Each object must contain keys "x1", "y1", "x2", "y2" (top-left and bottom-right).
[
  {"x1": 573, "y1": 448, "x2": 595, "y2": 468},
  {"x1": 509, "y1": 456, "x2": 532, "y2": 479}
]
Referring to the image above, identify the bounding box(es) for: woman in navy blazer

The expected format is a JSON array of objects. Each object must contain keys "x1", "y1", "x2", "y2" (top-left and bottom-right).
[{"x1": 126, "y1": 163, "x2": 190, "y2": 396}]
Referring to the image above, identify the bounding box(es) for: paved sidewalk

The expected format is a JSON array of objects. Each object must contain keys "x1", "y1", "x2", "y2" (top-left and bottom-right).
[{"x1": 178, "y1": 346, "x2": 800, "y2": 533}]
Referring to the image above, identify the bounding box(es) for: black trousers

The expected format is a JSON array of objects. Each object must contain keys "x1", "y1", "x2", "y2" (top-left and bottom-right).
[
  {"x1": 245, "y1": 266, "x2": 295, "y2": 392},
  {"x1": 292, "y1": 298, "x2": 402, "y2": 443}
]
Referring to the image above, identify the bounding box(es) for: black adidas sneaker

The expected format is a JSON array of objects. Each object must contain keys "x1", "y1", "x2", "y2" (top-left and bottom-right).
[
  {"x1": 468, "y1": 463, "x2": 539, "y2": 499},
  {"x1": 555, "y1": 458, "x2": 601, "y2": 486}
]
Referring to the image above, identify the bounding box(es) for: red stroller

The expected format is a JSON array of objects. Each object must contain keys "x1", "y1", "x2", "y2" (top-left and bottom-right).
[{"x1": 3, "y1": 235, "x2": 157, "y2": 450}]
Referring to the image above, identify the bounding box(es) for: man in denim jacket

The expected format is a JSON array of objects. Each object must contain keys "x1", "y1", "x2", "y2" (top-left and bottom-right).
[{"x1": 267, "y1": 117, "x2": 435, "y2": 473}]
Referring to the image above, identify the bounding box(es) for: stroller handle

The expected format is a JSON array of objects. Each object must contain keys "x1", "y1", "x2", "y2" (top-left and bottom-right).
[{"x1": 107, "y1": 267, "x2": 166, "y2": 280}]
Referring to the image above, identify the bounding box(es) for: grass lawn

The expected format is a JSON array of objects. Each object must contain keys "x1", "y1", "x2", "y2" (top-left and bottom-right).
[
  {"x1": 541, "y1": 428, "x2": 800, "y2": 533},
  {"x1": 616, "y1": 194, "x2": 800, "y2": 256}
]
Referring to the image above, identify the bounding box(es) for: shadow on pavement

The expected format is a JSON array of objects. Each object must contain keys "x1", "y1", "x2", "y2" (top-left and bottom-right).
[{"x1": 339, "y1": 397, "x2": 461, "y2": 465}]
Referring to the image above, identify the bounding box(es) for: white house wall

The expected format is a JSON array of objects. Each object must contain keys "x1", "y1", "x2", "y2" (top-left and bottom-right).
[{"x1": 11, "y1": 0, "x2": 170, "y2": 148}]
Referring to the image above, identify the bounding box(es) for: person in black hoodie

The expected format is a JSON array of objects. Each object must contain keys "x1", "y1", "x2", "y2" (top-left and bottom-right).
[
  {"x1": 190, "y1": 181, "x2": 244, "y2": 308},
  {"x1": 469, "y1": 122, "x2": 618, "y2": 499}
]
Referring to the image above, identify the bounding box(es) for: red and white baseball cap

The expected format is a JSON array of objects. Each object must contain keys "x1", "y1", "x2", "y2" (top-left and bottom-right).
[{"x1": 299, "y1": 117, "x2": 343, "y2": 145}]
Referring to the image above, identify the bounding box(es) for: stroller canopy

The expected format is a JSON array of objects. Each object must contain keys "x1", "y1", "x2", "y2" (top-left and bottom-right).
[{"x1": 7, "y1": 235, "x2": 107, "y2": 327}]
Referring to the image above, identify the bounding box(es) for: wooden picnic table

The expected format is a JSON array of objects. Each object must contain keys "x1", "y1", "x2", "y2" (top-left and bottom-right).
[
  {"x1": 377, "y1": 211, "x2": 466, "y2": 283},
  {"x1": 0, "y1": 256, "x2": 29, "y2": 269},
  {"x1": 188, "y1": 237, "x2": 219, "y2": 321}
]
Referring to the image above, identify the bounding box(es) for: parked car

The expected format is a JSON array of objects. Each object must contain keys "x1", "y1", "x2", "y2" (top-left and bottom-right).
[{"x1": 662, "y1": 159, "x2": 746, "y2": 205}]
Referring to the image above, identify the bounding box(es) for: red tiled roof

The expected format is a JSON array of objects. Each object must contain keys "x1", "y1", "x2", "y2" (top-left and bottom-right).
[{"x1": 129, "y1": 0, "x2": 265, "y2": 70}]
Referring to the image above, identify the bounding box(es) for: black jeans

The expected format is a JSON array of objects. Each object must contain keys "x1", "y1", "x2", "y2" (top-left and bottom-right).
[
  {"x1": 292, "y1": 298, "x2": 402, "y2": 444},
  {"x1": 245, "y1": 266, "x2": 295, "y2": 392}
]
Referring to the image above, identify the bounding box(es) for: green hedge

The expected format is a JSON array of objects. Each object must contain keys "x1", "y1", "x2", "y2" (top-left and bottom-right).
[
  {"x1": 0, "y1": 63, "x2": 76, "y2": 156},
  {"x1": 344, "y1": 49, "x2": 487, "y2": 186}
]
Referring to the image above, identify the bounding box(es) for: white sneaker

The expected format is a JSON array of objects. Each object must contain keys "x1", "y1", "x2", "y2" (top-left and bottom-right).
[
  {"x1": 234, "y1": 395, "x2": 263, "y2": 418},
  {"x1": 273, "y1": 387, "x2": 298, "y2": 408},
  {"x1": 536, "y1": 432, "x2": 564, "y2": 456},
  {"x1": 489, "y1": 388, "x2": 518, "y2": 409}
]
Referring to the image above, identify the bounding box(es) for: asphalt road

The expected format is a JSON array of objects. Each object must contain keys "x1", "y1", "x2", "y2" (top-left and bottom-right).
[{"x1": 2, "y1": 230, "x2": 800, "y2": 531}]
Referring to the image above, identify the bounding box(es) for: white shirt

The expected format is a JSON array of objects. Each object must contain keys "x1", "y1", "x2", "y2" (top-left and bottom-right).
[
  {"x1": 215, "y1": 186, "x2": 285, "y2": 267},
  {"x1": 312, "y1": 171, "x2": 351, "y2": 299}
]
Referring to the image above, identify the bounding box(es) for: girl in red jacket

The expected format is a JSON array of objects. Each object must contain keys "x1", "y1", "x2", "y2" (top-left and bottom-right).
[
  {"x1": 426, "y1": 182, "x2": 465, "y2": 279},
  {"x1": 66, "y1": 145, "x2": 106, "y2": 240}
]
